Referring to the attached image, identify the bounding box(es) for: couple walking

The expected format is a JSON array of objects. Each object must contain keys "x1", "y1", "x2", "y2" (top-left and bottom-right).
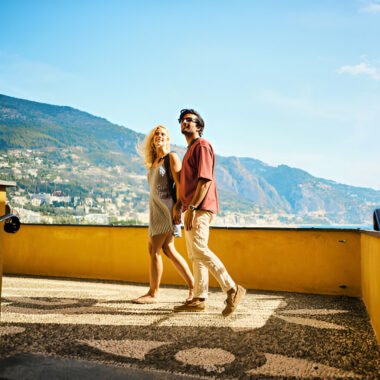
[{"x1": 133, "y1": 109, "x2": 245, "y2": 316}]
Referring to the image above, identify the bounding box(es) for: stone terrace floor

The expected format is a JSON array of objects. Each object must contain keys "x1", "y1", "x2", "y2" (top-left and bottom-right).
[{"x1": 0, "y1": 275, "x2": 379, "y2": 379}]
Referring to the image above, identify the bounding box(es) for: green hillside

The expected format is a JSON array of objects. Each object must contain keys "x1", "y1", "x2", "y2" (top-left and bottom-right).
[
  {"x1": 1, "y1": 94, "x2": 379, "y2": 226},
  {"x1": 0, "y1": 94, "x2": 144, "y2": 167}
]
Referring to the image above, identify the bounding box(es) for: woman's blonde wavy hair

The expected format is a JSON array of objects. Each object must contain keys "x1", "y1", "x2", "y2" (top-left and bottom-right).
[{"x1": 137, "y1": 125, "x2": 171, "y2": 169}]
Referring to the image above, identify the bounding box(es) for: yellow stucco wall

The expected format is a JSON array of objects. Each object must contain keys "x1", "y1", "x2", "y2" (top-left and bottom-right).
[
  {"x1": 3, "y1": 224, "x2": 361, "y2": 296},
  {"x1": 0, "y1": 187, "x2": 6, "y2": 300},
  {"x1": 361, "y1": 231, "x2": 380, "y2": 344}
]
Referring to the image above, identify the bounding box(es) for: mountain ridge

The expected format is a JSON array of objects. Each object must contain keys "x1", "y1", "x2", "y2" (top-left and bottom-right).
[{"x1": 1, "y1": 93, "x2": 379, "y2": 225}]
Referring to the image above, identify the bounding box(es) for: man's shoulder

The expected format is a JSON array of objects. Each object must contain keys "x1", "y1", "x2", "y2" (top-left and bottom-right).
[
  {"x1": 189, "y1": 138, "x2": 215, "y2": 158},
  {"x1": 197, "y1": 138, "x2": 213, "y2": 149}
]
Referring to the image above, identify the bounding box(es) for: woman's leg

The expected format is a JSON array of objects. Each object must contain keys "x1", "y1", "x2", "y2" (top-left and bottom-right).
[
  {"x1": 132, "y1": 233, "x2": 167, "y2": 304},
  {"x1": 162, "y1": 235, "x2": 194, "y2": 301}
]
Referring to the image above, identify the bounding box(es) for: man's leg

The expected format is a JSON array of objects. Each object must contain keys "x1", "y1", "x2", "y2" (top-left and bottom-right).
[
  {"x1": 184, "y1": 215, "x2": 209, "y2": 299},
  {"x1": 172, "y1": 210, "x2": 209, "y2": 312},
  {"x1": 174, "y1": 210, "x2": 245, "y2": 314},
  {"x1": 190, "y1": 210, "x2": 236, "y2": 293},
  {"x1": 189, "y1": 210, "x2": 246, "y2": 316}
]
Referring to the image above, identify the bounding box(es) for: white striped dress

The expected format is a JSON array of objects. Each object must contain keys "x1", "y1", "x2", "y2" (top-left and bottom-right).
[{"x1": 148, "y1": 163, "x2": 175, "y2": 237}]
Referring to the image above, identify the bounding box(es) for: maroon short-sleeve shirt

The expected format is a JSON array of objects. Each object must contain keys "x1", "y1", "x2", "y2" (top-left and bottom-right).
[{"x1": 180, "y1": 138, "x2": 219, "y2": 214}]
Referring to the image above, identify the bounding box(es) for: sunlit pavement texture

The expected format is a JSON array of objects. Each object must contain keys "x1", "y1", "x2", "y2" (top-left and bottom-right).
[{"x1": 0, "y1": 276, "x2": 379, "y2": 379}]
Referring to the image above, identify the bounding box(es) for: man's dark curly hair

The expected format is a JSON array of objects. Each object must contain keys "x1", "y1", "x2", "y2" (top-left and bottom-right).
[{"x1": 178, "y1": 108, "x2": 205, "y2": 137}]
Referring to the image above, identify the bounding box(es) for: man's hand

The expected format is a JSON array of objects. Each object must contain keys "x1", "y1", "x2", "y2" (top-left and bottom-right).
[{"x1": 184, "y1": 209, "x2": 195, "y2": 231}]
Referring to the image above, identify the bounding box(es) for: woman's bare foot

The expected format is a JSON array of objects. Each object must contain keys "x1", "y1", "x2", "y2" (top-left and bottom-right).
[{"x1": 131, "y1": 294, "x2": 158, "y2": 304}]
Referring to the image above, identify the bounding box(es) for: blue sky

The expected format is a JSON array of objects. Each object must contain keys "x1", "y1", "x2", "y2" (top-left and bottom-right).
[{"x1": 1, "y1": 0, "x2": 380, "y2": 189}]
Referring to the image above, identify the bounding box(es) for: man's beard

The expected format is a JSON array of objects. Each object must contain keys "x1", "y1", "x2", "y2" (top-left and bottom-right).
[{"x1": 181, "y1": 127, "x2": 192, "y2": 136}]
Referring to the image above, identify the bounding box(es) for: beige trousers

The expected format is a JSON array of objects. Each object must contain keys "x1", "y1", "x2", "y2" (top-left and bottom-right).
[{"x1": 184, "y1": 210, "x2": 236, "y2": 299}]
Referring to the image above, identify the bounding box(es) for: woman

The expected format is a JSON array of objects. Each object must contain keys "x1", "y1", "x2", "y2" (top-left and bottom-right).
[{"x1": 132, "y1": 125, "x2": 194, "y2": 304}]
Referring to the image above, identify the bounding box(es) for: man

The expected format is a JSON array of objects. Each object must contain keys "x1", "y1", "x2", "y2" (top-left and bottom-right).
[{"x1": 173, "y1": 108, "x2": 246, "y2": 316}]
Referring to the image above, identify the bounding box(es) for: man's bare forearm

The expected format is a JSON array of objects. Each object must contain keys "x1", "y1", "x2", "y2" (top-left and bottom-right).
[{"x1": 190, "y1": 179, "x2": 211, "y2": 208}]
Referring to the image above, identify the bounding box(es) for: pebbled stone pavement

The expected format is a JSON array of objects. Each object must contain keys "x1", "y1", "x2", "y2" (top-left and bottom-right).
[{"x1": 0, "y1": 275, "x2": 379, "y2": 379}]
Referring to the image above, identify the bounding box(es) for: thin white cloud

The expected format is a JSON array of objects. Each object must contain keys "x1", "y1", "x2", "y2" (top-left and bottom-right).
[
  {"x1": 337, "y1": 62, "x2": 380, "y2": 81},
  {"x1": 361, "y1": 2, "x2": 380, "y2": 13}
]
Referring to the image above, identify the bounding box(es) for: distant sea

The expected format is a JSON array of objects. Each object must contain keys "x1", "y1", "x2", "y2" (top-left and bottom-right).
[
  {"x1": 299, "y1": 225, "x2": 373, "y2": 230},
  {"x1": 215, "y1": 224, "x2": 376, "y2": 230}
]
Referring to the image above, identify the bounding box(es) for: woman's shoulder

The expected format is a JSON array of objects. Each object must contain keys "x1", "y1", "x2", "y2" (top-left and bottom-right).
[{"x1": 168, "y1": 151, "x2": 180, "y2": 161}]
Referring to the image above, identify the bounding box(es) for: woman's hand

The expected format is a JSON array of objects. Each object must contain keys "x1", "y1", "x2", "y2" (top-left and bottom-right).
[{"x1": 173, "y1": 206, "x2": 182, "y2": 225}]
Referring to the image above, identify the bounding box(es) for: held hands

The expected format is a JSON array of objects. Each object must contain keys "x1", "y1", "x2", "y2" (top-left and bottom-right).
[
  {"x1": 172, "y1": 200, "x2": 196, "y2": 230},
  {"x1": 184, "y1": 209, "x2": 195, "y2": 231},
  {"x1": 173, "y1": 208, "x2": 182, "y2": 225},
  {"x1": 173, "y1": 201, "x2": 182, "y2": 225}
]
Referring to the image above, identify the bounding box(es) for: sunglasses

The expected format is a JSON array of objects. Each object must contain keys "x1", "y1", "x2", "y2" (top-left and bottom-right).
[{"x1": 180, "y1": 117, "x2": 199, "y2": 125}]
